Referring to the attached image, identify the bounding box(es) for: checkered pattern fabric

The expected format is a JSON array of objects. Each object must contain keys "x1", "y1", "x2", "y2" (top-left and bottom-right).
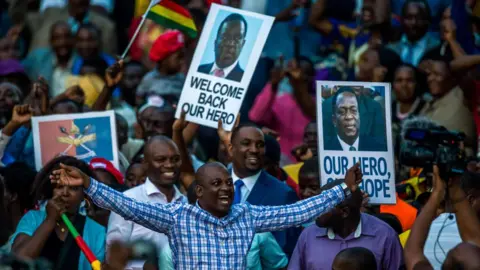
[{"x1": 86, "y1": 179, "x2": 345, "y2": 269}]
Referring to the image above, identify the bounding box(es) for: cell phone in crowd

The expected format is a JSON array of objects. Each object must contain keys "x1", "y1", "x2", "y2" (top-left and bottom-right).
[{"x1": 124, "y1": 240, "x2": 159, "y2": 270}]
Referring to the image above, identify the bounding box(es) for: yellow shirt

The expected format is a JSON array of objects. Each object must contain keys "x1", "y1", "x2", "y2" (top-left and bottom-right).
[{"x1": 399, "y1": 230, "x2": 411, "y2": 248}]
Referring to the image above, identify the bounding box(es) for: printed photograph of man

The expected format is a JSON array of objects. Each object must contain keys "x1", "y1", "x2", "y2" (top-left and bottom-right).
[
  {"x1": 324, "y1": 87, "x2": 387, "y2": 151},
  {"x1": 198, "y1": 13, "x2": 247, "y2": 82}
]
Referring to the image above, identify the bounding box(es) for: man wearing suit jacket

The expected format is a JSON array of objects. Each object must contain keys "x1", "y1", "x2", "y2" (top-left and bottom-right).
[
  {"x1": 227, "y1": 123, "x2": 300, "y2": 257},
  {"x1": 8, "y1": 0, "x2": 116, "y2": 56},
  {"x1": 197, "y1": 13, "x2": 246, "y2": 82},
  {"x1": 325, "y1": 87, "x2": 387, "y2": 152}
]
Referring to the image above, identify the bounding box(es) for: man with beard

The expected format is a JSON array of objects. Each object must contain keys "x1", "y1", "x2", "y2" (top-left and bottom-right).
[
  {"x1": 198, "y1": 13, "x2": 246, "y2": 82},
  {"x1": 324, "y1": 87, "x2": 387, "y2": 151},
  {"x1": 106, "y1": 135, "x2": 186, "y2": 266},
  {"x1": 221, "y1": 123, "x2": 300, "y2": 257},
  {"x1": 50, "y1": 160, "x2": 363, "y2": 269}
]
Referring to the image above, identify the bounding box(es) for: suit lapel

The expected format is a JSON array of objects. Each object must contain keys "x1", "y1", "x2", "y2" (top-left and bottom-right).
[{"x1": 246, "y1": 171, "x2": 269, "y2": 205}]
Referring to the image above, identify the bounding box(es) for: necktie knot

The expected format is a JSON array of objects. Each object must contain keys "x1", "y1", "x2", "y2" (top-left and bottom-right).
[
  {"x1": 233, "y1": 180, "x2": 244, "y2": 204},
  {"x1": 349, "y1": 146, "x2": 357, "y2": 151},
  {"x1": 213, "y1": 68, "x2": 225, "y2": 78}
]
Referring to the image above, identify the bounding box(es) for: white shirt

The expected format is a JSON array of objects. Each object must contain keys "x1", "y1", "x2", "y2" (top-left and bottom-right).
[
  {"x1": 337, "y1": 135, "x2": 359, "y2": 151},
  {"x1": 209, "y1": 60, "x2": 239, "y2": 79},
  {"x1": 424, "y1": 213, "x2": 462, "y2": 270},
  {"x1": 232, "y1": 170, "x2": 262, "y2": 203},
  {"x1": 107, "y1": 179, "x2": 186, "y2": 253},
  {"x1": 240, "y1": 0, "x2": 267, "y2": 14}
]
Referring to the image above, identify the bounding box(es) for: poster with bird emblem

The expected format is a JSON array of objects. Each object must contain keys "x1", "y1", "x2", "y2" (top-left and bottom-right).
[{"x1": 31, "y1": 111, "x2": 119, "y2": 171}]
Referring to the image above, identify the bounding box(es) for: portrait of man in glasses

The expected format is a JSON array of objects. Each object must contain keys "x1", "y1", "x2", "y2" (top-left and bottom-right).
[{"x1": 198, "y1": 13, "x2": 247, "y2": 82}]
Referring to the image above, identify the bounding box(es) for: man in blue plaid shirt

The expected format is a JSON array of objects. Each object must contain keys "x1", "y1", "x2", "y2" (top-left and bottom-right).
[{"x1": 50, "y1": 161, "x2": 363, "y2": 269}]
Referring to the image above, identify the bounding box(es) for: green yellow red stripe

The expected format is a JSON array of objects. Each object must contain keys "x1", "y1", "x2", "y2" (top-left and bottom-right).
[
  {"x1": 158, "y1": 0, "x2": 192, "y2": 18},
  {"x1": 147, "y1": 0, "x2": 197, "y2": 38},
  {"x1": 61, "y1": 214, "x2": 100, "y2": 268}
]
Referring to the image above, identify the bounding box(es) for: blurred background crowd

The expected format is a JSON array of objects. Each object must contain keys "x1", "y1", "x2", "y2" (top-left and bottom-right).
[{"x1": 1, "y1": 0, "x2": 480, "y2": 269}]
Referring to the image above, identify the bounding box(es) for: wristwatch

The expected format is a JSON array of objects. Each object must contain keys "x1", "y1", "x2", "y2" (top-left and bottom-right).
[{"x1": 340, "y1": 182, "x2": 352, "y2": 198}]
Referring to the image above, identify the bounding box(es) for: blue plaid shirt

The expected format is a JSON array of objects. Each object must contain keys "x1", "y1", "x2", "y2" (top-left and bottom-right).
[{"x1": 85, "y1": 179, "x2": 345, "y2": 269}]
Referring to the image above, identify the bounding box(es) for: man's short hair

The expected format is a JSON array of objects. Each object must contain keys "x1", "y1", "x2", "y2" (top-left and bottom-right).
[
  {"x1": 300, "y1": 157, "x2": 319, "y2": 176},
  {"x1": 230, "y1": 122, "x2": 261, "y2": 144},
  {"x1": 217, "y1": 13, "x2": 248, "y2": 38},
  {"x1": 331, "y1": 86, "x2": 359, "y2": 114},
  {"x1": 401, "y1": 0, "x2": 432, "y2": 21},
  {"x1": 334, "y1": 247, "x2": 378, "y2": 270},
  {"x1": 77, "y1": 22, "x2": 102, "y2": 38},
  {"x1": 50, "y1": 20, "x2": 72, "y2": 39}
]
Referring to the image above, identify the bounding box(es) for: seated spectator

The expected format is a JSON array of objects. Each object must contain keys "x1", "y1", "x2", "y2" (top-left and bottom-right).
[
  {"x1": 332, "y1": 247, "x2": 378, "y2": 270},
  {"x1": 388, "y1": 0, "x2": 440, "y2": 66},
  {"x1": 11, "y1": 156, "x2": 105, "y2": 269},
  {"x1": 249, "y1": 56, "x2": 314, "y2": 164},
  {"x1": 289, "y1": 179, "x2": 404, "y2": 270},
  {"x1": 8, "y1": 0, "x2": 116, "y2": 55},
  {"x1": 419, "y1": 59, "x2": 476, "y2": 153},
  {"x1": 22, "y1": 21, "x2": 75, "y2": 97},
  {"x1": 391, "y1": 64, "x2": 426, "y2": 148}
]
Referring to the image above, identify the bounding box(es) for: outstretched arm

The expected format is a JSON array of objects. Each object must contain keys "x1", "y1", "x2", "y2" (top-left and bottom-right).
[
  {"x1": 251, "y1": 163, "x2": 362, "y2": 231},
  {"x1": 50, "y1": 164, "x2": 178, "y2": 234}
]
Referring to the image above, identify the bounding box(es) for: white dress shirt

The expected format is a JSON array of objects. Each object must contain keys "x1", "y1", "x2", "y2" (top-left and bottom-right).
[
  {"x1": 107, "y1": 178, "x2": 186, "y2": 253},
  {"x1": 424, "y1": 213, "x2": 462, "y2": 270},
  {"x1": 209, "y1": 60, "x2": 239, "y2": 79},
  {"x1": 337, "y1": 135, "x2": 359, "y2": 151},
  {"x1": 232, "y1": 170, "x2": 262, "y2": 203}
]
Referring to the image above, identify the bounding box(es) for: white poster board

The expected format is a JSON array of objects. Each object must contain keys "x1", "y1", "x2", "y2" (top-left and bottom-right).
[
  {"x1": 317, "y1": 81, "x2": 396, "y2": 204},
  {"x1": 31, "y1": 111, "x2": 119, "y2": 171},
  {"x1": 175, "y1": 4, "x2": 274, "y2": 130}
]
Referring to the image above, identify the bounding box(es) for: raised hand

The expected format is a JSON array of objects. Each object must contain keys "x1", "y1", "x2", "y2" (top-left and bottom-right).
[
  {"x1": 11, "y1": 104, "x2": 33, "y2": 126},
  {"x1": 270, "y1": 55, "x2": 285, "y2": 90},
  {"x1": 105, "y1": 60, "x2": 124, "y2": 88},
  {"x1": 441, "y1": 19, "x2": 457, "y2": 42},
  {"x1": 344, "y1": 162, "x2": 363, "y2": 192},
  {"x1": 64, "y1": 85, "x2": 85, "y2": 105},
  {"x1": 50, "y1": 163, "x2": 90, "y2": 189},
  {"x1": 46, "y1": 195, "x2": 66, "y2": 222},
  {"x1": 217, "y1": 114, "x2": 240, "y2": 144},
  {"x1": 172, "y1": 110, "x2": 188, "y2": 132},
  {"x1": 431, "y1": 165, "x2": 446, "y2": 200}
]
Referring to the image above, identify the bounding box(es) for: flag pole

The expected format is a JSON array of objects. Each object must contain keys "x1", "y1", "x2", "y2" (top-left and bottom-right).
[{"x1": 120, "y1": 0, "x2": 162, "y2": 59}]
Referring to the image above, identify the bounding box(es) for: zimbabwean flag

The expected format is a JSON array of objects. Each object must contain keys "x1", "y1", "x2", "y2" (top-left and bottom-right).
[{"x1": 146, "y1": 0, "x2": 198, "y2": 38}]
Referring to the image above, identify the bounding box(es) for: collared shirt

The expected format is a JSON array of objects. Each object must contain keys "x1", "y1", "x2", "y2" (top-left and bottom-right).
[
  {"x1": 400, "y1": 34, "x2": 429, "y2": 66},
  {"x1": 232, "y1": 170, "x2": 262, "y2": 203},
  {"x1": 107, "y1": 179, "x2": 186, "y2": 254},
  {"x1": 288, "y1": 213, "x2": 404, "y2": 270},
  {"x1": 209, "y1": 60, "x2": 239, "y2": 79},
  {"x1": 85, "y1": 178, "x2": 344, "y2": 269},
  {"x1": 51, "y1": 57, "x2": 74, "y2": 97},
  {"x1": 337, "y1": 135, "x2": 359, "y2": 151},
  {"x1": 158, "y1": 232, "x2": 288, "y2": 270},
  {"x1": 424, "y1": 213, "x2": 461, "y2": 270}
]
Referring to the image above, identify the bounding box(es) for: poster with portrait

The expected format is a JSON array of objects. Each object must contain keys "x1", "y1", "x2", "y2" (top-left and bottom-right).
[
  {"x1": 175, "y1": 4, "x2": 274, "y2": 130},
  {"x1": 317, "y1": 81, "x2": 396, "y2": 204},
  {"x1": 32, "y1": 111, "x2": 119, "y2": 171}
]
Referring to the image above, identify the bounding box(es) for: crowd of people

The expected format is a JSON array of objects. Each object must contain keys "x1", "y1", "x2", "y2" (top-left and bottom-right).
[{"x1": 1, "y1": 0, "x2": 480, "y2": 269}]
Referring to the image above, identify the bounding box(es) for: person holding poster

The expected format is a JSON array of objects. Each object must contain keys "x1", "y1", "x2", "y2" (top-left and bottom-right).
[
  {"x1": 198, "y1": 13, "x2": 246, "y2": 82},
  {"x1": 317, "y1": 82, "x2": 395, "y2": 205},
  {"x1": 325, "y1": 86, "x2": 387, "y2": 152}
]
